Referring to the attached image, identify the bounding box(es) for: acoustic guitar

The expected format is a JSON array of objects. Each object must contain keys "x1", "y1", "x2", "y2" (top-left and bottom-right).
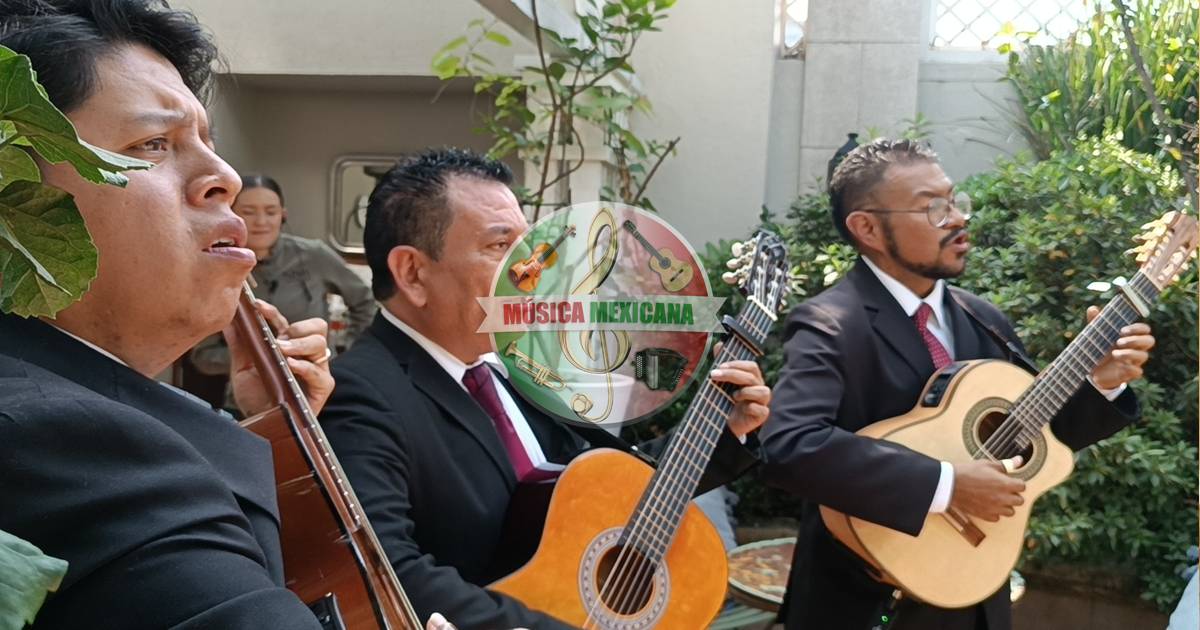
[
  {"x1": 490, "y1": 231, "x2": 790, "y2": 629},
  {"x1": 820, "y1": 211, "x2": 1199, "y2": 609},
  {"x1": 234, "y1": 283, "x2": 424, "y2": 629},
  {"x1": 622, "y1": 219, "x2": 695, "y2": 292},
  {"x1": 509, "y1": 224, "x2": 577, "y2": 293}
]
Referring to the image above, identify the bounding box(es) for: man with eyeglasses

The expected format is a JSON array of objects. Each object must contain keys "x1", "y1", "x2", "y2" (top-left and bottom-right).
[{"x1": 759, "y1": 138, "x2": 1154, "y2": 629}]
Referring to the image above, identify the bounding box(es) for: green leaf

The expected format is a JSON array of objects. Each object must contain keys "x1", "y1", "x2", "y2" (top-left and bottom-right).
[
  {"x1": 484, "y1": 31, "x2": 512, "y2": 47},
  {"x1": 0, "y1": 47, "x2": 151, "y2": 186},
  {"x1": 0, "y1": 180, "x2": 97, "y2": 317},
  {"x1": 432, "y1": 54, "x2": 461, "y2": 79},
  {"x1": 0, "y1": 146, "x2": 40, "y2": 187},
  {"x1": 0, "y1": 529, "x2": 68, "y2": 629},
  {"x1": 547, "y1": 62, "x2": 567, "y2": 81},
  {"x1": 603, "y1": 2, "x2": 623, "y2": 18},
  {"x1": 435, "y1": 36, "x2": 468, "y2": 57}
]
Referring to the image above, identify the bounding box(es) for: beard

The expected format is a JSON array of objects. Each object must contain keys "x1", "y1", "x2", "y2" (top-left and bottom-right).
[{"x1": 879, "y1": 217, "x2": 967, "y2": 280}]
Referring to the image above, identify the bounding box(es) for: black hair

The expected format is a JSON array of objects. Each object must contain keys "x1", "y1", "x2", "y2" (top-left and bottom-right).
[
  {"x1": 828, "y1": 138, "x2": 939, "y2": 244},
  {"x1": 0, "y1": 0, "x2": 219, "y2": 112},
  {"x1": 240, "y1": 174, "x2": 284, "y2": 206},
  {"x1": 365, "y1": 147, "x2": 514, "y2": 301}
]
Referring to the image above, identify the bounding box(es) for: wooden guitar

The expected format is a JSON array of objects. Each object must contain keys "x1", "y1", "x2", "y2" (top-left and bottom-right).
[
  {"x1": 622, "y1": 219, "x2": 695, "y2": 292},
  {"x1": 509, "y1": 224, "x2": 576, "y2": 293},
  {"x1": 820, "y1": 211, "x2": 1199, "y2": 609},
  {"x1": 490, "y1": 231, "x2": 790, "y2": 629},
  {"x1": 234, "y1": 283, "x2": 423, "y2": 629}
]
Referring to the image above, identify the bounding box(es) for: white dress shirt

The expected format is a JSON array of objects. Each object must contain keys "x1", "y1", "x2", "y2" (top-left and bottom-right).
[
  {"x1": 861, "y1": 258, "x2": 1125, "y2": 514},
  {"x1": 379, "y1": 308, "x2": 564, "y2": 477}
]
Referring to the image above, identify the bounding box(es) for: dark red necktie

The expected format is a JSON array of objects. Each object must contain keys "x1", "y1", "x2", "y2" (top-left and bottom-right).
[
  {"x1": 462, "y1": 364, "x2": 556, "y2": 482},
  {"x1": 913, "y1": 303, "x2": 952, "y2": 369}
]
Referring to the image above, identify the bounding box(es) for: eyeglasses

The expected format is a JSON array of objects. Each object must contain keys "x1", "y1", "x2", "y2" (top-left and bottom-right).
[{"x1": 857, "y1": 191, "x2": 973, "y2": 228}]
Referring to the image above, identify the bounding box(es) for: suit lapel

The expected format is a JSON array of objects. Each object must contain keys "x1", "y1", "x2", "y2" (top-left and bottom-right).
[
  {"x1": 849, "y1": 263, "x2": 935, "y2": 379},
  {"x1": 368, "y1": 316, "x2": 517, "y2": 488},
  {"x1": 944, "y1": 289, "x2": 984, "y2": 360},
  {"x1": 0, "y1": 315, "x2": 281, "y2": 525}
]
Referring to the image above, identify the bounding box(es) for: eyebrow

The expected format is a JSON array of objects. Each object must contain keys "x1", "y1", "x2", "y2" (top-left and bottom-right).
[
  {"x1": 483, "y1": 225, "x2": 519, "y2": 238},
  {"x1": 130, "y1": 109, "x2": 191, "y2": 127}
]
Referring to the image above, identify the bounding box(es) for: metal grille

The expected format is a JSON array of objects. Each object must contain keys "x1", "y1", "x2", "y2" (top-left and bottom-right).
[
  {"x1": 932, "y1": 0, "x2": 1107, "y2": 50},
  {"x1": 780, "y1": 0, "x2": 808, "y2": 58}
]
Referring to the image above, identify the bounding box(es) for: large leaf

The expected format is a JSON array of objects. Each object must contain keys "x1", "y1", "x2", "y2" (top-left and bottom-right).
[
  {"x1": 0, "y1": 145, "x2": 39, "y2": 187},
  {"x1": 0, "y1": 180, "x2": 96, "y2": 317},
  {"x1": 0, "y1": 46, "x2": 150, "y2": 185},
  {"x1": 0, "y1": 529, "x2": 68, "y2": 630}
]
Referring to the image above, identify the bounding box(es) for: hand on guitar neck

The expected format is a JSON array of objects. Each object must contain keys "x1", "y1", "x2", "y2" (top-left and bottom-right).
[
  {"x1": 225, "y1": 298, "x2": 335, "y2": 416},
  {"x1": 948, "y1": 457, "x2": 1026, "y2": 522}
]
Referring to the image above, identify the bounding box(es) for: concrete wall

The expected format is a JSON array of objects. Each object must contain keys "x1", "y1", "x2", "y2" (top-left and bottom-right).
[
  {"x1": 177, "y1": 0, "x2": 533, "y2": 76},
  {"x1": 209, "y1": 75, "x2": 516, "y2": 243},
  {"x1": 628, "y1": 0, "x2": 778, "y2": 247}
]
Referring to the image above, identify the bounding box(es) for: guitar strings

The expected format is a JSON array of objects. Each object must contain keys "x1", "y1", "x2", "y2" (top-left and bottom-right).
[
  {"x1": 978, "y1": 273, "x2": 1155, "y2": 461},
  {"x1": 585, "y1": 268, "x2": 779, "y2": 627}
]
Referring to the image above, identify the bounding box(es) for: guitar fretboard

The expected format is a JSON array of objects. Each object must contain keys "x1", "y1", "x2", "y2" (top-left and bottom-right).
[{"x1": 986, "y1": 272, "x2": 1160, "y2": 458}]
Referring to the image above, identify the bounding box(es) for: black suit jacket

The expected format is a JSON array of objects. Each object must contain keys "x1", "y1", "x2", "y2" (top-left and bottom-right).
[
  {"x1": 760, "y1": 261, "x2": 1138, "y2": 630},
  {"x1": 0, "y1": 314, "x2": 320, "y2": 630},
  {"x1": 319, "y1": 313, "x2": 760, "y2": 630}
]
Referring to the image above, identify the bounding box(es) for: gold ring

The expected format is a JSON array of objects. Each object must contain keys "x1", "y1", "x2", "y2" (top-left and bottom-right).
[{"x1": 314, "y1": 347, "x2": 332, "y2": 366}]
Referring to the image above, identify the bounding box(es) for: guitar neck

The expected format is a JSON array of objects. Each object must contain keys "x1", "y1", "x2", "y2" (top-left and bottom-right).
[
  {"x1": 538, "y1": 229, "x2": 572, "y2": 263},
  {"x1": 235, "y1": 286, "x2": 424, "y2": 628},
  {"x1": 1001, "y1": 272, "x2": 1160, "y2": 454},
  {"x1": 620, "y1": 302, "x2": 773, "y2": 562},
  {"x1": 624, "y1": 222, "x2": 669, "y2": 266}
]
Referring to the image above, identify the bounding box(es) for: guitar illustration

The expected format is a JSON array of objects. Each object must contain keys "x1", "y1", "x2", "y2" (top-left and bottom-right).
[
  {"x1": 508, "y1": 225, "x2": 577, "y2": 293},
  {"x1": 621, "y1": 219, "x2": 694, "y2": 292}
]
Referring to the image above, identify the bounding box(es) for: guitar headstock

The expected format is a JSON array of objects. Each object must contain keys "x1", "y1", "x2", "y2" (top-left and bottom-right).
[
  {"x1": 722, "y1": 230, "x2": 791, "y2": 318},
  {"x1": 1129, "y1": 211, "x2": 1200, "y2": 290}
]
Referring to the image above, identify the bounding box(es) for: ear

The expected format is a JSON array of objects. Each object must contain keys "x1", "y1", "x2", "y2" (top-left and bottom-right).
[
  {"x1": 281, "y1": 208, "x2": 288, "y2": 224},
  {"x1": 387, "y1": 245, "x2": 429, "y2": 308},
  {"x1": 845, "y1": 211, "x2": 886, "y2": 255}
]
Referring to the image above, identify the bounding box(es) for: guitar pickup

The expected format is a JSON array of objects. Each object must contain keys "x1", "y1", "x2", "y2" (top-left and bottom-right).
[{"x1": 920, "y1": 363, "x2": 965, "y2": 407}]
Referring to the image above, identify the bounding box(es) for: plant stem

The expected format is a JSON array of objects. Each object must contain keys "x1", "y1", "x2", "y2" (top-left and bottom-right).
[
  {"x1": 1113, "y1": 0, "x2": 1198, "y2": 210},
  {"x1": 632, "y1": 136, "x2": 680, "y2": 204},
  {"x1": 530, "y1": 0, "x2": 559, "y2": 221}
]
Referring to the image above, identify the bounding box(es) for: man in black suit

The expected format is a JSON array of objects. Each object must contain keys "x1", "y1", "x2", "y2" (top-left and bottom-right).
[
  {"x1": 0, "y1": 2, "x2": 342, "y2": 627},
  {"x1": 319, "y1": 147, "x2": 773, "y2": 629},
  {"x1": 761, "y1": 138, "x2": 1155, "y2": 630}
]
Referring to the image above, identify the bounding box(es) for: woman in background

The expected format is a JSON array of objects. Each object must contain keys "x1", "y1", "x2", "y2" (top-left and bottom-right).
[{"x1": 190, "y1": 175, "x2": 376, "y2": 407}]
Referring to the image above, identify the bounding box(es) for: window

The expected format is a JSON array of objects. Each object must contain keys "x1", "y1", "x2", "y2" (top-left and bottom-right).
[
  {"x1": 932, "y1": 0, "x2": 1107, "y2": 50},
  {"x1": 780, "y1": 0, "x2": 808, "y2": 58}
]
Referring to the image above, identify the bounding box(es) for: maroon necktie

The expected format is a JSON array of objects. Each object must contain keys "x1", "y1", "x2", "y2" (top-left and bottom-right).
[
  {"x1": 913, "y1": 303, "x2": 952, "y2": 369},
  {"x1": 462, "y1": 364, "x2": 556, "y2": 482}
]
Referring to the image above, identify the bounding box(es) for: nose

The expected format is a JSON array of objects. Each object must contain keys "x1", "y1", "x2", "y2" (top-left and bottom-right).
[
  {"x1": 186, "y1": 145, "x2": 241, "y2": 210},
  {"x1": 943, "y1": 204, "x2": 969, "y2": 230}
]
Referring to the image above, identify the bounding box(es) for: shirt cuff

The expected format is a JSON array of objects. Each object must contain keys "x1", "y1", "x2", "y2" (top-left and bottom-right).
[
  {"x1": 928, "y1": 461, "x2": 955, "y2": 514},
  {"x1": 1088, "y1": 376, "x2": 1127, "y2": 401}
]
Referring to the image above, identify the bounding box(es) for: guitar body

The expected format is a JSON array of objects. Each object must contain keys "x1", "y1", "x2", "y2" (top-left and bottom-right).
[
  {"x1": 490, "y1": 449, "x2": 728, "y2": 629},
  {"x1": 242, "y1": 406, "x2": 387, "y2": 629},
  {"x1": 647, "y1": 247, "x2": 693, "y2": 293},
  {"x1": 819, "y1": 359, "x2": 1075, "y2": 609}
]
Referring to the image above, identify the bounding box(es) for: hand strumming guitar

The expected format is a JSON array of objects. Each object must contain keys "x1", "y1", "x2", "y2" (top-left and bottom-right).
[{"x1": 949, "y1": 456, "x2": 1026, "y2": 522}]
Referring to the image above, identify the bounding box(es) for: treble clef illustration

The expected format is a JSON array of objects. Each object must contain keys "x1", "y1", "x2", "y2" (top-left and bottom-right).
[{"x1": 558, "y1": 207, "x2": 630, "y2": 423}]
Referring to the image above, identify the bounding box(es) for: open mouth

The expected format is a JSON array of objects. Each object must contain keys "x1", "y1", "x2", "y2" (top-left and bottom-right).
[{"x1": 203, "y1": 237, "x2": 256, "y2": 265}]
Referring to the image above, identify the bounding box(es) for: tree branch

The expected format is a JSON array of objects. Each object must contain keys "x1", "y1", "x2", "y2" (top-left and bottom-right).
[{"x1": 632, "y1": 137, "x2": 680, "y2": 205}]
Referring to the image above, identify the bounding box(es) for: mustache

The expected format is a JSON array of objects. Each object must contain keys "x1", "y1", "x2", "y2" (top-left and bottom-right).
[{"x1": 940, "y1": 229, "x2": 967, "y2": 249}]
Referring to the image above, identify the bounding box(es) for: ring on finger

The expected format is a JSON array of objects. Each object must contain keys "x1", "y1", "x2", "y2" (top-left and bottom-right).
[{"x1": 314, "y1": 347, "x2": 332, "y2": 366}]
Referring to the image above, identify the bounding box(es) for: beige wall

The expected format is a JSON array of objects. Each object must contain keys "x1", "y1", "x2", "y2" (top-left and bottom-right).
[
  {"x1": 628, "y1": 0, "x2": 778, "y2": 248},
  {"x1": 177, "y1": 0, "x2": 532, "y2": 76},
  {"x1": 209, "y1": 75, "x2": 518, "y2": 244}
]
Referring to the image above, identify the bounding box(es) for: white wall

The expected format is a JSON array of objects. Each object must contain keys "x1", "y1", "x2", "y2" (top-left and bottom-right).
[
  {"x1": 629, "y1": 0, "x2": 777, "y2": 248},
  {"x1": 177, "y1": 0, "x2": 533, "y2": 76},
  {"x1": 917, "y1": 58, "x2": 1029, "y2": 184},
  {"x1": 209, "y1": 75, "x2": 520, "y2": 243}
]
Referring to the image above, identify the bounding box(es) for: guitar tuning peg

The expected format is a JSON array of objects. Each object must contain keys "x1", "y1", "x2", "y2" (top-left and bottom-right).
[
  {"x1": 731, "y1": 242, "x2": 745, "y2": 257},
  {"x1": 722, "y1": 271, "x2": 744, "y2": 286},
  {"x1": 726, "y1": 258, "x2": 742, "y2": 270}
]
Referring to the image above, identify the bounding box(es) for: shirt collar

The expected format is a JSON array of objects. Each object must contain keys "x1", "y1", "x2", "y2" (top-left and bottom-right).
[
  {"x1": 379, "y1": 307, "x2": 508, "y2": 388},
  {"x1": 861, "y1": 256, "x2": 947, "y2": 327},
  {"x1": 45, "y1": 323, "x2": 129, "y2": 367}
]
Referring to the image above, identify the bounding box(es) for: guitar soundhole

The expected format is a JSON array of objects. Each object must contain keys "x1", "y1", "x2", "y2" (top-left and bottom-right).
[
  {"x1": 594, "y1": 545, "x2": 655, "y2": 615},
  {"x1": 976, "y1": 410, "x2": 1034, "y2": 464}
]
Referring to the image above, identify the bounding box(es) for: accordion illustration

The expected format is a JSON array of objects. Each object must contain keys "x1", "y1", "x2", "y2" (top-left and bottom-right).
[{"x1": 633, "y1": 347, "x2": 689, "y2": 392}]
